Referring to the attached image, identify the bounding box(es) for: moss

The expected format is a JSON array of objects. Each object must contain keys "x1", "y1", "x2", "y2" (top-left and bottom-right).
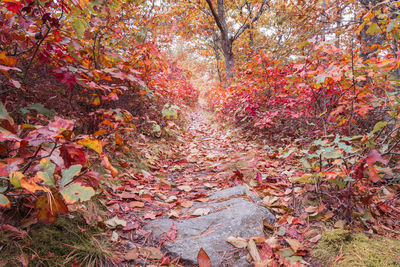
[
  {"x1": 0, "y1": 215, "x2": 114, "y2": 266},
  {"x1": 312, "y1": 229, "x2": 400, "y2": 267}
]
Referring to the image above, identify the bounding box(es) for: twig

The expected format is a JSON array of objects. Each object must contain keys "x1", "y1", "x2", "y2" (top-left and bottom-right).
[
  {"x1": 63, "y1": 159, "x2": 99, "y2": 188},
  {"x1": 21, "y1": 145, "x2": 43, "y2": 174}
]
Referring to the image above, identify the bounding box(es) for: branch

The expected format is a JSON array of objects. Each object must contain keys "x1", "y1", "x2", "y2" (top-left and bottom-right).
[
  {"x1": 232, "y1": 0, "x2": 269, "y2": 41},
  {"x1": 205, "y1": 0, "x2": 225, "y2": 34}
]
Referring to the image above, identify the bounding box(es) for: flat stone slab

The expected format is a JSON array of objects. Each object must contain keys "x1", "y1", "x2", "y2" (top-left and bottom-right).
[
  {"x1": 145, "y1": 186, "x2": 275, "y2": 266},
  {"x1": 208, "y1": 185, "x2": 262, "y2": 203}
]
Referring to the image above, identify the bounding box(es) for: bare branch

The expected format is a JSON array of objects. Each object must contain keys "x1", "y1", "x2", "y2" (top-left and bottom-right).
[
  {"x1": 205, "y1": 0, "x2": 225, "y2": 34},
  {"x1": 232, "y1": 0, "x2": 269, "y2": 41}
]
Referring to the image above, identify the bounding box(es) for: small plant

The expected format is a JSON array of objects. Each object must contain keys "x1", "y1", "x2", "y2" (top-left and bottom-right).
[
  {"x1": 293, "y1": 118, "x2": 398, "y2": 222},
  {"x1": 0, "y1": 103, "x2": 102, "y2": 223}
]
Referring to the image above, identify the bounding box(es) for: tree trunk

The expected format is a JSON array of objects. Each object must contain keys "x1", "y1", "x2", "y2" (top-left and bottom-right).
[
  {"x1": 221, "y1": 37, "x2": 234, "y2": 81},
  {"x1": 205, "y1": 0, "x2": 268, "y2": 83}
]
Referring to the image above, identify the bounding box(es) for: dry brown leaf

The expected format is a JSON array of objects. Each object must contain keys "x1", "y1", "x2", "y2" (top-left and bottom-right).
[
  {"x1": 181, "y1": 200, "x2": 193, "y2": 208},
  {"x1": 334, "y1": 220, "x2": 345, "y2": 229},
  {"x1": 192, "y1": 208, "x2": 210, "y2": 216},
  {"x1": 309, "y1": 234, "x2": 322, "y2": 243},
  {"x1": 129, "y1": 201, "x2": 145, "y2": 208},
  {"x1": 195, "y1": 198, "x2": 210, "y2": 202},
  {"x1": 284, "y1": 238, "x2": 303, "y2": 252},
  {"x1": 125, "y1": 248, "x2": 139, "y2": 260},
  {"x1": 265, "y1": 236, "x2": 280, "y2": 249},
  {"x1": 165, "y1": 196, "x2": 178, "y2": 203},
  {"x1": 254, "y1": 260, "x2": 273, "y2": 267},
  {"x1": 247, "y1": 239, "x2": 261, "y2": 262},
  {"x1": 140, "y1": 246, "x2": 163, "y2": 260},
  {"x1": 263, "y1": 219, "x2": 275, "y2": 231},
  {"x1": 178, "y1": 185, "x2": 192, "y2": 192},
  {"x1": 226, "y1": 236, "x2": 248, "y2": 248},
  {"x1": 304, "y1": 206, "x2": 318, "y2": 213}
]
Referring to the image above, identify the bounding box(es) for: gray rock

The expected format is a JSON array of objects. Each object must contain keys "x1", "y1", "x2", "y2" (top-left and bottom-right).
[
  {"x1": 208, "y1": 185, "x2": 262, "y2": 203},
  {"x1": 145, "y1": 187, "x2": 274, "y2": 266}
]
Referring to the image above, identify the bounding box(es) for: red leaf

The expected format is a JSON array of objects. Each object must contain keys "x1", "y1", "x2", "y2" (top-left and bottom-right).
[
  {"x1": 353, "y1": 159, "x2": 365, "y2": 179},
  {"x1": 0, "y1": 158, "x2": 23, "y2": 176},
  {"x1": 365, "y1": 149, "x2": 387, "y2": 165},
  {"x1": 60, "y1": 145, "x2": 86, "y2": 168},
  {"x1": 197, "y1": 248, "x2": 212, "y2": 267},
  {"x1": 166, "y1": 224, "x2": 177, "y2": 241}
]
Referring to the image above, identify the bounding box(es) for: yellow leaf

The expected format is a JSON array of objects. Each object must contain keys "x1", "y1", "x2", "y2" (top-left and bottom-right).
[
  {"x1": 9, "y1": 171, "x2": 23, "y2": 188},
  {"x1": 78, "y1": 137, "x2": 103, "y2": 154},
  {"x1": 79, "y1": 0, "x2": 89, "y2": 7},
  {"x1": 20, "y1": 177, "x2": 48, "y2": 193},
  {"x1": 92, "y1": 96, "x2": 100, "y2": 106}
]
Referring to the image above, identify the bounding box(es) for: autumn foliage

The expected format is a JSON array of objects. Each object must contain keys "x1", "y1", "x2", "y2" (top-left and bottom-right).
[
  {"x1": 0, "y1": 0, "x2": 399, "y2": 266},
  {"x1": 0, "y1": 0, "x2": 198, "y2": 222}
]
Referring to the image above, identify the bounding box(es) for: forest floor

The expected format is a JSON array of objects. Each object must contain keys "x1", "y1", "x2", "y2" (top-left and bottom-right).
[
  {"x1": 3, "y1": 101, "x2": 398, "y2": 267},
  {"x1": 111, "y1": 104, "x2": 399, "y2": 266},
  {"x1": 111, "y1": 104, "x2": 317, "y2": 266}
]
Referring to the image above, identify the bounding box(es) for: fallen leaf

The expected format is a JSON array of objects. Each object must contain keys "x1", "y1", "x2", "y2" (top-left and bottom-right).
[
  {"x1": 60, "y1": 183, "x2": 95, "y2": 204},
  {"x1": 144, "y1": 213, "x2": 156, "y2": 220},
  {"x1": 140, "y1": 247, "x2": 163, "y2": 260},
  {"x1": 36, "y1": 193, "x2": 68, "y2": 223},
  {"x1": 226, "y1": 236, "x2": 248, "y2": 248},
  {"x1": 105, "y1": 216, "x2": 127, "y2": 229},
  {"x1": 309, "y1": 234, "x2": 322, "y2": 243},
  {"x1": 192, "y1": 208, "x2": 210, "y2": 216},
  {"x1": 304, "y1": 206, "x2": 318, "y2": 213},
  {"x1": 181, "y1": 200, "x2": 193, "y2": 208},
  {"x1": 334, "y1": 220, "x2": 345, "y2": 229},
  {"x1": 195, "y1": 198, "x2": 210, "y2": 202},
  {"x1": 101, "y1": 156, "x2": 118, "y2": 177},
  {"x1": 247, "y1": 239, "x2": 261, "y2": 262},
  {"x1": 284, "y1": 238, "x2": 303, "y2": 252},
  {"x1": 77, "y1": 137, "x2": 103, "y2": 154},
  {"x1": 118, "y1": 192, "x2": 137, "y2": 199},
  {"x1": 263, "y1": 195, "x2": 278, "y2": 206},
  {"x1": 263, "y1": 219, "x2": 275, "y2": 231},
  {"x1": 111, "y1": 231, "x2": 119, "y2": 242},
  {"x1": 166, "y1": 224, "x2": 177, "y2": 240},
  {"x1": 178, "y1": 185, "x2": 192, "y2": 192},
  {"x1": 125, "y1": 248, "x2": 139, "y2": 260},
  {"x1": 265, "y1": 236, "x2": 280, "y2": 249},
  {"x1": 165, "y1": 196, "x2": 178, "y2": 203},
  {"x1": 197, "y1": 248, "x2": 212, "y2": 267},
  {"x1": 129, "y1": 201, "x2": 145, "y2": 208}
]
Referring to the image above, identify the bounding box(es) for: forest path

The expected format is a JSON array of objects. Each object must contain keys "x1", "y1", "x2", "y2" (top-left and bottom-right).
[
  {"x1": 164, "y1": 106, "x2": 269, "y2": 190},
  {"x1": 119, "y1": 105, "x2": 296, "y2": 265}
]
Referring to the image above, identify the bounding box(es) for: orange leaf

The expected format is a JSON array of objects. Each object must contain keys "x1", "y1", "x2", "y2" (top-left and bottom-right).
[
  {"x1": 0, "y1": 51, "x2": 17, "y2": 66},
  {"x1": 36, "y1": 192, "x2": 68, "y2": 223},
  {"x1": 197, "y1": 248, "x2": 212, "y2": 267},
  {"x1": 20, "y1": 177, "x2": 48, "y2": 193},
  {"x1": 115, "y1": 133, "x2": 123, "y2": 146},
  {"x1": 367, "y1": 162, "x2": 380, "y2": 183},
  {"x1": 101, "y1": 156, "x2": 118, "y2": 177}
]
